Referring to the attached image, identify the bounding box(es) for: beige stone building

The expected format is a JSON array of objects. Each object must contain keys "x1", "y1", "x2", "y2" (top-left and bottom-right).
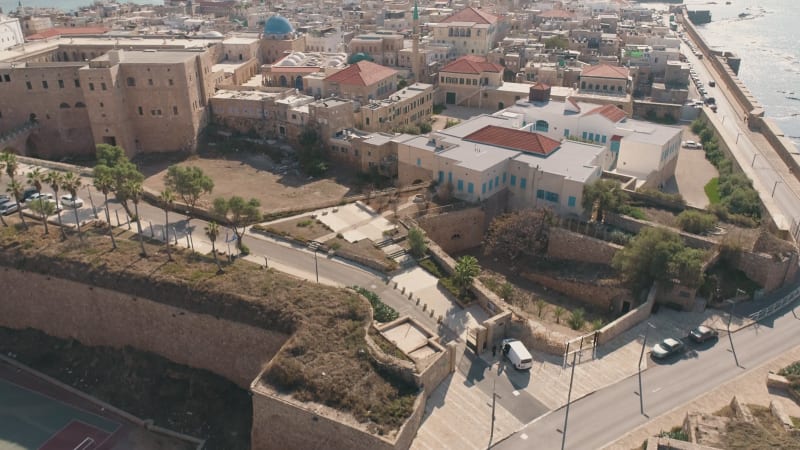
[
  {"x1": 356, "y1": 82, "x2": 434, "y2": 132},
  {"x1": 347, "y1": 32, "x2": 404, "y2": 67},
  {"x1": 436, "y1": 55, "x2": 503, "y2": 107},
  {"x1": 429, "y1": 7, "x2": 500, "y2": 59},
  {"x1": 322, "y1": 60, "x2": 398, "y2": 102}
]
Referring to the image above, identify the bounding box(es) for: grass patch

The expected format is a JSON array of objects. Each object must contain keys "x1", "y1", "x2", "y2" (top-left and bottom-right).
[
  {"x1": 419, "y1": 257, "x2": 447, "y2": 278},
  {"x1": 326, "y1": 237, "x2": 398, "y2": 272},
  {"x1": 257, "y1": 216, "x2": 331, "y2": 242},
  {"x1": 705, "y1": 177, "x2": 721, "y2": 204},
  {"x1": 0, "y1": 220, "x2": 417, "y2": 433}
]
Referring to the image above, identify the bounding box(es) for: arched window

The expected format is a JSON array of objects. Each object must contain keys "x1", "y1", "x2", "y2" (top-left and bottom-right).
[
  {"x1": 74, "y1": 102, "x2": 86, "y2": 108},
  {"x1": 581, "y1": 81, "x2": 586, "y2": 89},
  {"x1": 59, "y1": 102, "x2": 70, "y2": 109},
  {"x1": 279, "y1": 75, "x2": 287, "y2": 87},
  {"x1": 126, "y1": 77, "x2": 136, "y2": 87},
  {"x1": 534, "y1": 120, "x2": 549, "y2": 132}
]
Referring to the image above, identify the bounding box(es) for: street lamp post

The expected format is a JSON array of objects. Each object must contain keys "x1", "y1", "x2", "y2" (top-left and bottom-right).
[
  {"x1": 727, "y1": 299, "x2": 741, "y2": 367},
  {"x1": 488, "y1": 377, "x2": 501, "y2": 449},
  {"x1": 638, "y1": 322, "x2": 656, "y2": 416},
  {"x1": 314, "y1": 247, "x2": 319, "y2": 283},
  {"x1": 85, "y1": 185, "x2": 98, "y2": 219},
  {"x1": 561, "y1": 351, "x2": 578, "y2": 450},
  {"x1": 772, "y1": 180, "x2": 783, "y2": 197}
]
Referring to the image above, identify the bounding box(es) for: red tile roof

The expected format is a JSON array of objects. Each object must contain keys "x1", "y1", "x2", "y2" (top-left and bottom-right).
[
  {"x1": 587, "y1": 104, "x2": 627, "y2": 123},
  {"x1": 440, "y1": 55, "x2": 503, "y2": 74},
  {"x1": 464, "y1": 126, "x2": 561, "y2": 156},
  {"x1": 27, "y1": 27, "x2": 109, "y2": 40},
  {"x1": 581, "y1": 64, "x2": 629, "y2": 79},
  {"x1": 324, "y1": 60, "x2": 397, "y2": 86},
  {"x1": 441, "y1": 7, "x2": 498, "y2": 25},
  {"x1": 531, "y1": 82, "x2": 551, "y2": 91}
]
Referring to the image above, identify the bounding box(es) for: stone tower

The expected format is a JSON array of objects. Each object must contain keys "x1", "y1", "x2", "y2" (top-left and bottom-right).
[{"x1": 411, "y1": 0, "x2": 420, "y2": 82}]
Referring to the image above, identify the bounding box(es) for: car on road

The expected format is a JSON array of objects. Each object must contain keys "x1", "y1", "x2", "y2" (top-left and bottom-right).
[
  {"x1": 682, "y1": 140, "x2": 703, "y2": 149},
  {"x1": 0, "y1": 201, "x2": 19, "y2": 215},
  {"x1": 501, "y1": 338, "x2": 533, "y2": 370},
  {"x1": 688, "y1": 325, "x2": 719, "y2": 343},
  {"x1": 651, "y1": 338, "x2": 685, "y2": 360},
  {"x1": 23, "y1": 192, "x2": 53, "y2": 205},
  {"x1": 60, "y1": 195, "x2": 84, "y2": 209},
  {"x1": 708, "y1": 80, "x2": 716, "y2": 87}
]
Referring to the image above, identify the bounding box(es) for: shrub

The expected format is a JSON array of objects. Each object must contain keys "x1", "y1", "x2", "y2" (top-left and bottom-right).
[
  {"x1": 700, "y1": 128, "x2": 715, "y2": 144},
  {"x1": 591, "y1": 319, "x2": 605, "y2": 331},
  {"x1": 638, "y1": 188, "x2": 686, "y2": 206},
  {"x1": 444, "y1": 119, "x2": 460, "y2": 129},
  {"x1": 239, "y1": 243, "x2": 250, "y2": 255},
  {"x1": 419, "y1": 258, "x2": 444, "y2": 278},
  {"x1": 609, "y1": 230, "x2": 632, "y2": 245},
  {"x1": 691, "y1": 119, "x2": 705, "y2": 134},
  {"x1": 535, "y1": 299, "x2": 547, "y2": 318},
  {"x1": 620, "y1": 205, "x2": 646, "y2": 220},
  {"x1": 553, "y1": 306, "x2": 566, "y2": 324},
  {"x1": 677, "y1": 210, "x2": 717, "y2": 234},
  {"x1": 351, "y1": 286, "x2": 399, "y2": 323},
  {"x1": 408, "y1": 227, "x2": 426, "y2": 258},
  {"x1": 704, "y1": 178, "x2": 721, "y2": 204},
  {"x1": 568, "y1": 308, "x2": 586, "y2": 330},
  {"x1": 297, "y1": 219, "x2": 313, "y2": 227}
]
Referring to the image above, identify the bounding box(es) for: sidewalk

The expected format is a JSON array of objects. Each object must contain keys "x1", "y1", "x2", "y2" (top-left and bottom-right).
[{"x1": 606, "y1": 343, "x2": 800, "y2": 449}]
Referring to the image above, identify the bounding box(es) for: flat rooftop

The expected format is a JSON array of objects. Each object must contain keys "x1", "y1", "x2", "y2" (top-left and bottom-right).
[{"x1": 0, "y1": 35, "x2": 218, "y2": 62}]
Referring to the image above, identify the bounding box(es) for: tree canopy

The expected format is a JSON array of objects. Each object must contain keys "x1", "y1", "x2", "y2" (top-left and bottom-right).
[
  {"x1": 164, "y1": 165, "x2": 214, "y2": 210},
  {"x1": 612, "y1": 227, "x2": 707, "y2": 292},
  {"x1": 484, "y1": 208, "x2": 555, "y2": 262},
  {"x1": 213, "y1": 196, "x2": 261, "y2": 252},
  {"x1": 582, "y1": 179, "x2": 627, "y2": 222}
]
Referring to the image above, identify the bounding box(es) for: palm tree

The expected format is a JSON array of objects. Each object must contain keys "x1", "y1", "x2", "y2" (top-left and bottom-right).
[
  {"x1": 553, "y1": 306, "x2": 566, "y2": 325},
  {"x1": 159, "y1": 189, "x2": 175, "y2": 261},
  {"x1": 45, "y1": 171, "x2": 66, "y2": 239},
  {"x1": 205, "y1": 221, "x2": 224, "y2": 274},
  {"x1": 60, "y1": 172, "x2": 83, "y2": 241},
  {"x1": 28, "y1": 198, "x2": 55, "y2": 235},
  {"x1": 453, "y1": 255, "x2": 480, "y2": 298},
  {"x1": 26, "y1": 167, "x2": 45, "y2": 194},
  {"x1": 1, "y1": 152, "x2": 26, "y2": 228},
  {"x1": 93, "y1": 172, "x2": 116, "y2": 249},
  {"x1": 6, "y1": 179, "x2": 27, "y2": 228},
  {"x1": 123, "y1": 179, "x2": 147, "y2": 257}
]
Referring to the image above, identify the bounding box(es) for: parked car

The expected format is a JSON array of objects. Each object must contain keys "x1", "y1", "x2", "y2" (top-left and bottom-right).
[
  {"x1": 23, "y1": 192, "x2": 53, "y2": 205},
  {"x1": 0, "y1": 202, "x2": 19, "y2": 215},
  {"x1": 651, "y1": 338, "x2": 685, "y2": 360},
  {"x1": 412, "y1": 194, "x2": 425, "y2": 203},
  {"x1": 708, "y1": 80, "x2": 716, "y2": 87},
  {"x1": 60, "y1": 195, "x2": 84, "y2": 208},
  {"x1": 22, "y1": 188, "x2": 39, "y2": 202},
  {"x1": 688, "y1": 325, "x2": 719, "y2": 343},
  {"x1": 501, "y1": 338, "x2": 533, "y2": 370},
  {"x1": 682, "y1": 140, "x2": 703, "y2": 149}
]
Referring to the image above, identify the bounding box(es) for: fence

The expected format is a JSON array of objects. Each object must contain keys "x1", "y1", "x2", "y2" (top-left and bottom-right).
[
  {"x1": 562, "y1": 331, "x2": 599, "y2": 367},
  {"x1": 747, "y1": 285, "x2": 800, "y2": 322}
]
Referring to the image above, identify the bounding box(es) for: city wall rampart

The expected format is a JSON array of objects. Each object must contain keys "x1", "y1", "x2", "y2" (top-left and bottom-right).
[
  {"x1": 547, "y1": 227, "x2": 621, "y2": 265},
  {"x1": 0, "y1": 267, "x2": 288, "y2": 388}
]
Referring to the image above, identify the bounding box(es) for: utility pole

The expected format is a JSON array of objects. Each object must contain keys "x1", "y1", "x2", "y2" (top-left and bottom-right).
[
  {"x1": 561, "y1": 351, "x2": 577, "y2": 450},
  {"x1": 488, "y1": 377, "x2": 500, "y2": 449},
  {"x1": 727, "y1": 298, "x2": 740, "y2": 367},
  {"x1": 638, "y1": 322, "x2": 656, "y2": 416},
  {"x1": 314, "y1": 247, "x2": 319, "y2": 283}
]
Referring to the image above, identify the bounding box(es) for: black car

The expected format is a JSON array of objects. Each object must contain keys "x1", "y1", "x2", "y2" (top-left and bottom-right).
[{"x1": 688, "y1": 325, "x2": 719, "y2": 343}]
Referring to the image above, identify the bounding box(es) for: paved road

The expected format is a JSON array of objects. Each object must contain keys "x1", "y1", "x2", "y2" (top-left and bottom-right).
[
  {"x1": 679, "y1": 23, "x2": 800, "y2": 235},
  {"x1": 496, "y1": 298, "x2": 800, "y2": 449}
]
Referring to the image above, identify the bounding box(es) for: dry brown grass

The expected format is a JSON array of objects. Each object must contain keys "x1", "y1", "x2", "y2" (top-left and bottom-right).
[
  {"x1": 265, "y1": 216, "x2": 332, "y2": 242},
  {"x1": 720, "y1": 404, "x2": 800, "y2": 450},
  {"x1": 0, "y1": 219, "x2": 416, "y2": 432}
]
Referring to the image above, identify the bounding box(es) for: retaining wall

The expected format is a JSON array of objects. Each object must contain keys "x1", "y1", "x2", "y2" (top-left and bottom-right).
[
  {"x1": 0, "y1": 267, "x2": 289, "y2": 388},
  {"x1": 597, "y1": 284, "x2": 656, "y2": 345},
  {"x1": 520, "y1": 272, "x2": 630, "y2": 311},
  {"x1": 417, "y1": 207, "x2": 485, "y2": 254},
  {"x1": 547, "y1": 227, "x2": 621, "y2": 265}
]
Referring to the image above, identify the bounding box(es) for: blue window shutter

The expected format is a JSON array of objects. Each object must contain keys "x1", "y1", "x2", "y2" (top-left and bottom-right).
[
  {"x1": 582, "y1": 131, "x2": 587, "y2": 140},
  {"x1": 482, "y1": 183, "x2": 486, "y2": 194},
  {"x1": 416, "y1": 158, "x2": 421, "y2": 166},
  {"x1": 502, "y1": 173, "x2": 507, "y2": 184},
  {"x1": 468, "y1": 182, "x2": 474, "y2": 193},
  {"x1": 495, "y1": 175, "x2": 499, "y2": 187},
  {"x1": 457, "y1": 179, "x2": 463, "y2": 191},
  {"x1": 536, "y1": 189, "x2": 544, "y2": 199},
  {"x1": 438, "y1": 171, "x2": 444, "y2": 182},
  {"x1": 510, "y1": 175, "x2": 516, "y2": 186},
  {"x1": 489, "y1": 179, "x2": 493, "y2": 190},
  {"x1": 520, "y1": 178, "x2": 527, "y2": 189},
  {"x1": 448, "y1": 172, "x2": 452, "y2": 183},
  {"x1": 568, "y1": 196, "x2": 576, "y2": 207},
  {"x1": 564, "y1": 129, "x2": 570, "y2": 137}
]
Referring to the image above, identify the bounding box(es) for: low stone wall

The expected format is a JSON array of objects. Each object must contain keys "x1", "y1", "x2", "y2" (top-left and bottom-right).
[
  {"x1": 250, "y1": 384, "x2": 425, "y2": 450},
  {"x1": 17, "y1": 155, "x2": 95, "y2": 177},
  {"x1": 733, "y1": 250, "x2": 799, "y2": 293},
  {"x1": 604, "y1": 212, "x2": 717, "y2": 250},
  {"x1": 415, "y1": 341, "x2": 455, "y2": 395},
  {"x1": 0, "y1": 268, "x2": 288, "y2": 388},
  {"x1": 520, "y1": 272, "x2": 629, "y2": 311},
  {"x1": 597, "y1": 284, "x2": 655, "y2": 346},
  {"x1": 417, "y1": 207, "x2": 485, "y2": 254},
  {"x1": 509, "y1": 314, "x2": 568, "y2": 355},
  {"x1": 547, "y1": 227, "x2": 621, "y2": 265}
]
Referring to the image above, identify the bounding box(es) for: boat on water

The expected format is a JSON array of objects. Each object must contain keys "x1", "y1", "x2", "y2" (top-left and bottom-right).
[{"x1": 739, "y1": 12, "x2": 749, "y2": 18}]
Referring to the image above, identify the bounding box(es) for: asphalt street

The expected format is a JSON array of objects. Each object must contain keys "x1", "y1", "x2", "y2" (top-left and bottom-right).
[{"x1": 496, "y1": 300, "x2": 800, "y2": 449}]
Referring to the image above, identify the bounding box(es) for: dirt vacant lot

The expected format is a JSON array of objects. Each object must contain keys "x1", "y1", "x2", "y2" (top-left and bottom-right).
[{"x1": 141, "y1": 153, "x2": 357, "y2": 213}]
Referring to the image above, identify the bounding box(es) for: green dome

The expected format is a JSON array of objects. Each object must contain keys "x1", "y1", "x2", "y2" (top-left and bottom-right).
[
  {"x1": 264, "y1": 15, "x2": 293, "y2": 35},
  {"x1": 348, "y1": 52, "x2": 374, "y2": 64}
]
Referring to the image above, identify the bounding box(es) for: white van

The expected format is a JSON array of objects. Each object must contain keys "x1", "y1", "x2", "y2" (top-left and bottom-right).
[{"x1": 501, "y1": 339, "x2": 533, "y2": 370}]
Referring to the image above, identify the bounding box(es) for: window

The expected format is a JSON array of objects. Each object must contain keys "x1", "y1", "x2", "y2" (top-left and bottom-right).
[
  {"x1": 536, "y1": 189, "x2": 544, "y2": 199},
  {"x1": 101, "y1": 82, "x2": 107, "y2": 90},
  {"x1": 489, "y1": 179, "x2": 493, "y2": 190},
  {"x1": 127, "y1": 77, "x2": 136, "y2": 86},
  {"x1": 564, "y1": 128, "x2": 570, "y2": 137},
  {"x1": 468, "y1": 182, "x2": 474, "y2": 194},
  {"x1": 173, "y1": 106, "x2": 178, "y2": 115},
  {"x1": 545, "y1": 191, "x2": 559, "y2": 203},
  {"x1": 495, "y1": 175, "x2": 499, "y2": 187},
  {"x1": 482, "y1": 183, "x2": 486, "y2": 194},
  {"x1": 602, "y1": 135, "x2": 607, "y2": 144},
  {"x1": 457, "y1": 180, "x2": 463, "y2": 191},
  {"x1": 74, "y1": 102, "x2": 85, "y2": 108},
  {"x1": 89, "y1": 83, "x2": 95, "y2": 91},
  {"x1": 438, "y1": 171, "x2": 444, "y2": 183},
  {"x1": 534, "y1": 120, "x2": 549, "y2": 132},
  {"x1": 588, "y1": 132, "x2": 594, "y2": 141},
  {"x1": 59, "y1": 102, "x2": 70, "y2": 109},
  {"x1": 138, "y1": 106, "x2": 143, "y2": 116},
  {"x1": 366, "y1": 118, "x2": 370, "y2": 125},
  {"x1": 74, "y1": 79, "x2": 80, "y2": 88},
  {"x1": 148, "y1": 79, "x2": 153, "y2": 86},
  {"x1": 168, "y1": 79, "x2": 174, "y2": 86},
  {"x1": 58, "y1": 79, "x2": 64, "y2": 88},
  {"x1": 582, "y1": 131, "x2": 587, "y2": 140},
  {"x1": 448, "y1": 172, "x2": 452, "y2": 183},
  {"x1": 416, "y1": 158, "x2": 421, "y2": 167},
  {"x1": 568, "y1": 196, "x2": 576, "y2": 207},
  {"x1": 41, "y1": 80, "x2": 48, "y2": 89},
  {"x1": 26, "y1": 81, "x2": 32, "y2": 90},
  {"x1": 502, "y1": 173, "x2": 506, "y2": 184},
  {"x1": 3, "y1": 75, "x2": 9, "y2": 82},
  {"x1": 520, "y1": 178, "x2": 527, "y2": 189},
  {"x1": 510, "y1": 175, "x2": 516, "y2": 186}
]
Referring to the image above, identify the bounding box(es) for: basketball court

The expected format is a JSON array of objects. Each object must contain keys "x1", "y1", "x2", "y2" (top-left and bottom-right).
[{"x1": 0, "y1": 377, "x2": 122, "y2": 450}]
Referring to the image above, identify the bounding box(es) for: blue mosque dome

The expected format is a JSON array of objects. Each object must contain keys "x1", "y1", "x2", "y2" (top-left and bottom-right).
[{"x1": 263, "y1": 15, "x2": 294, "y2": 35}]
